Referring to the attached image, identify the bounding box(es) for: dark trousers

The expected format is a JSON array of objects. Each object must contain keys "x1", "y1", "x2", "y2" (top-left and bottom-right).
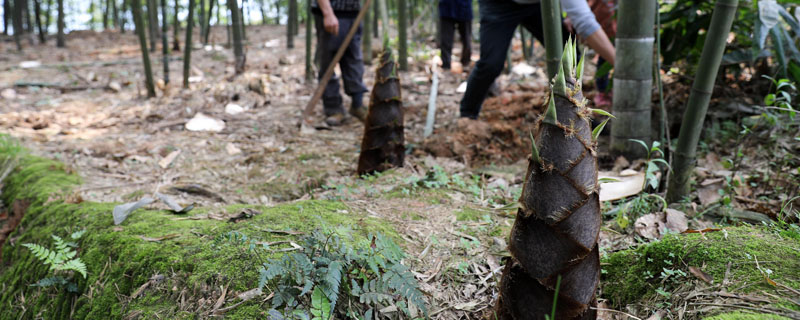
[
  {"x1": 440, "y1": 17, "x2": 472, "y2": 70},
  {"x1": 314, "y1": 13, "x2": 368, "y2": 116},
  {"x1": 460, "y1": 0, "x2": 574, "y2": 119}
]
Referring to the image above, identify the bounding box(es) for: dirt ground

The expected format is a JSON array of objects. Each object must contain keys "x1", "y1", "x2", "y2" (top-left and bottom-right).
[{"x1": 1, "y1": 24, "x2": 798, "y2": 319}]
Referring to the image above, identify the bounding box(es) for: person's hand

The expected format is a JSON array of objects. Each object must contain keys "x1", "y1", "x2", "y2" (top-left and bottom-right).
[{"x1": 323, "y1": 13, "x2": 339, "y2": 35}]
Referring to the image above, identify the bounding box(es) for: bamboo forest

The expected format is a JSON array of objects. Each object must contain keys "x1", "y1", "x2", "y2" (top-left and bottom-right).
[{"x1": 0, "y1": 0, "x2": 799, "y2": 319}]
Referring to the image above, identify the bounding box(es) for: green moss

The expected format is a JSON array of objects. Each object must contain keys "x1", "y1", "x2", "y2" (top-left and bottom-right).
[
  {"x1": 455, "y1": 208, "x2": 484, "y2": 222},
  {"x1": 702, "y1": 312, "x2": 792, "y2": 320},
  {"x1": 602, "y1": 227, "x2": 800, "y2": 309},
  {"x1": 0, "y1": 139, "x2": 396, "y2": 319}
]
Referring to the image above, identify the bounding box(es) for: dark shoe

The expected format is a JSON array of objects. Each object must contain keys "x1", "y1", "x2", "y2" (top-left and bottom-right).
[
  {"x1": 325, "y1": 113, "x2": 346, "y2": 126},
  {"x1": 349, "y1": 106, "x2": 368, "y2": 122}
]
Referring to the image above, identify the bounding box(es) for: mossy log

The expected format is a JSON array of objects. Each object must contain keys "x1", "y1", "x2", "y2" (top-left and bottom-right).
[
  {"x1": 357, "y1": 50, "x2": 405, "y2": 176},
  {"x1": 0, "y1": 137, "x2": 395, "y2": 319}
]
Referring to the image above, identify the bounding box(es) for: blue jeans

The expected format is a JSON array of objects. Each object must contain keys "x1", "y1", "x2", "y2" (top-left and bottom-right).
[
  {"x1": 460, "y1": 0, "x2": 574, "y2": 119},
  {"x1": 314, "y1": 13, "x2": 368, "y2": 116}
]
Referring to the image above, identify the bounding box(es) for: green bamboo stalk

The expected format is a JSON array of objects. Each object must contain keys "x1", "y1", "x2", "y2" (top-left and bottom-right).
[
  {"x1": 397, "y1": 0, "x2": 407, "y2": 71},
  {"x1": 287, "y1": 0, "x2": 295, "y2": 48},
  {"x1": 183, "y1": 0, "x2": 195, "y2": 88},
  {"x1": 198, "y1": 0, "x2": 205, "y2": 37},
  {"x1": 540, "y1": 0, "x2": 562, "y2": 78},
  {"x1": 161, "y1": 0, "x2": 169, "y2": 84},
  {"x1": 56, "y1": 0, "x2": 64, "y2": 46},
  {"x1": 378, "y1": 0, "x2": 389, "y2": 47},
  {"x1": 204, "y1": 0, "x2": 214, "y2": 43},
  {"x1": 12, "y1": 0, "x2": 22, "y2": 51},
  {"x1": 363, "y1": 0, "x2": 372, "y2": 65},
  {"x1": 305, "y1": 0, "x2": 312, "y2": 81},
  {"x1": 147, "y1": 0, "x2": 159, "y2": 51},
  {"x1": 667, "y1": 0, "x2": 739, "y2": 203},
  {"x1": 173, "y1": 0, "x2": 180, "y2": 51},
  {"x1": 610, "y1": 0, "x2": 656, "y2": 159},
  {"x1": 132, "y1": 0, "x2": 157, "y2": 97},
  {"x1": 228, "y1": 0, "x2": 245, "y2": 73}
]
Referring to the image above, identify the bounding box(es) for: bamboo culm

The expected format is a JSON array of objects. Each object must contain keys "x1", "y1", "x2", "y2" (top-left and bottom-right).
[
  {"x1": 540, "y1": 0, "x2": 562, "y2": 78},
  {"x1": 183, "y1": 0, "x2": 196, "y2": 88},
  {"x1": 667, "y1": 0, "x2": 739, "y2": 203},
  {"x1": 131, "y1": 0, "x2": 157, "y2": 97},
  {"x1": 610, "y1": 0, "x2": 656, "y2": 159}
]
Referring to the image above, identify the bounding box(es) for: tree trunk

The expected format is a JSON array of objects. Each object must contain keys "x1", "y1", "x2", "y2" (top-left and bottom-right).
[
  {"x1": 240, "y1": 0, "x2": 246, "y2": 40},
  {"x1": 131, "y1": 0, "x2": 157, "y2": 97},
  {"x1": 3, "y1": 0, "x2": 10, "y2": 35},
  {"x1": 12, "y1": 0, "x2": 23, "y2": 50},
  {"x1": 161, "y1": 0, "x2": 169, "y2": 84},
  {"x1": 397, "y1": 0, "x2": 407, "y2": 71},
  {"x1": 377, "y1": 0, "x2": 389, "y2": 46},
  {"x1": 56, "y1": 0, "x2": 64, "y2": 46},
  {"x1": 667, "y1": 0, "x2": 739, "y2": 203},
  {"x1": 372, "y1": 0, "x2": 378, "y2": 38},
  {"x1": 147, "y1": 0, "x2": 159, "y2": 51},
  {"x1": 540, "y1": 0, "x2": 562, "y2": 79},
  {"x1": 496, "y1": 40, "x2": 600, "y2": 320},
  {"x1": 357, "y1": 50, "x2": 405, "y2": 175},
  {"x1": 286, "y1": 0, "x2": 295, "y2": 48},
  {"x1": 172, "y1": 0, "x2": 179, "y2": 50},
  {"x1": 204, "y1": 0, "x2": 214, "y2": 43},
  {"x1": 112, "y1": 0, "x2": 119, "y2": 28},
  {"x1": 183, "y1": 0, "x2": 195, "y2": 88},
  {"x1": 24, "y1": 0, "x2": 32, "y2": 33},
  {"x1": 362, "y1": 0, "x2": 372, "y2": 65},
  {"x1": 89, "y1": 0, "x2": 96, "y2": 30},
  {"x1": 44, "y1": 0, "x2": 52, "y2": 31},
  {"x1": 304, "y1": 0, "x2": 312, "y2": 81},
  {"x1": 120, "y1": 0, "x2": 127, "y2": 32},
  {"x1": 225, "y1": 1, "x2": 231, "y2": 47},
  {"x1": 228, "y1": 0, "x2": 245, "y2": 74},
  {"x1": 198, "y1": 0, "x2": 204, "y2": 37},
  {"x1": 103, "y1": 0, "x2": 109, "y2": 29},
  {"x1": 33, "y1": 0, "x2": 45, "y2": 43},
  {"x1": 610, "y1": 0, "x2": 655, "y2": 159},
  {"x1": 258, "y1": 0, "x2": 266, "y2": 25}
]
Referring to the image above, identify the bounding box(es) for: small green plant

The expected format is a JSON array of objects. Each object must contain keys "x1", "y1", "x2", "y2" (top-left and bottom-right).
[
  {"x1": 221, "y1": 228, "x2": 427, "y2": 319},
  {"x1": 612, "y1": 140, "x2": 671, "y2": 229},
  {"x1": 763, "y1": 75, "x2": 797, "y2": 118},
  {"x1": 23, "y1": 230, "x2": 88, "y2": 293}
]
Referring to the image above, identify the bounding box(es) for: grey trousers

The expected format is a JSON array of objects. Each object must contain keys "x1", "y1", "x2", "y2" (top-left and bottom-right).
[{"x1": 314, "y1": 13, "x2": 368, "y2": 116}]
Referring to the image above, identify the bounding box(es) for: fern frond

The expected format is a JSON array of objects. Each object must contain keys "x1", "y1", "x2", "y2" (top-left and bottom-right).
[
  {"x1": 29, "y1": 276, "x2": 70, "y2": 288},
  {"x1": 23, "y1": 243, "x2": 54, "y2": 262},
  {"x1": 70, "y1": 229, "x2": 87, "y2": 240},
  {"x1": 58, "y1": 259, "x2": 88, "y2": 278}
]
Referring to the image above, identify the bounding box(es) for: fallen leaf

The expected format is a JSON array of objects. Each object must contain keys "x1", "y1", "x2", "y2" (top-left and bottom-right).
[
  {"x1": 228, "y1": 208, "x2": 261, "y2": 222},
  {"x1": 185, "y1": 113, "x2": 225, "y2": 132},
  {"x1": 635, "y1": 213, "x2": 662, "y2": 239},
  {"x1": 139, "y1": 234, "x2": 180, "y2": 242},
  {"x1": 225, "y1": 143, "x2": 242, "y2": 155},
  {"x1": 665, "y1": 209, "x2": 689, "y2": 233},
  {"x1": 113, "y1": 197, "x2": 155, "y2": 225},
  {"x1": 155, "y1": 192, "x2": 194, "y2": 214},
  {"x1": 682, "y1": 228, "x2": 722, "y2": 234},
  {"x1": 225, "y1": 103, "x2": 244, "y2": 115},
  {"x1": 689, "y1": 266, "x2": 714, "y2": 283},
  {"x1": 453, "y1": 300, "x2": 480, "y2": 311},
  {"x1": 158, "y1": 150, "x2": 181, "y2": 169},
  {"x1": 237, "y1": 287, "x2": 262, "y2": 301}
]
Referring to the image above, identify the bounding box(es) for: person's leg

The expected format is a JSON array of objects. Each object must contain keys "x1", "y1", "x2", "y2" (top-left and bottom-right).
[
  {"x1": 440, "y1": 17, "x2": 456, "y2": 70},
  {"x1": 314, "y1": 13, "x2": 345, "y2": 117},
  {"x1": 459, "y1": 0, "x2": 529, "y2": 119},
  {"x1": 338, "y1": 16, "x2": 369, "y2": 115},
  {"x1": 458, "y1": 19, "x2": 472, "y2": 67}
]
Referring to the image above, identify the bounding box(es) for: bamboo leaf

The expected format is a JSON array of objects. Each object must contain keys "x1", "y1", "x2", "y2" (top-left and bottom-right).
[
  {"x1": 599, "y1": 177, "x2": 621, "y2": 183},
  {"x1": 577, "y1": 47, "x2": 586, "y2": 83},
  {"x1": 562, "y1": 37, "x2": 574, "y2": 79},
  {"x1": 590, "y1": 108, "x2": 616, "y2": 118},
  {"x1": 592, "y1": 118, "x2": 611, "y2": 140},
  {"x1": 544, "y1": 90, "x2": 558, "y2": 125},
  {"x1": 529, "y1": 131, "x2": 541, "y2": 164}
]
